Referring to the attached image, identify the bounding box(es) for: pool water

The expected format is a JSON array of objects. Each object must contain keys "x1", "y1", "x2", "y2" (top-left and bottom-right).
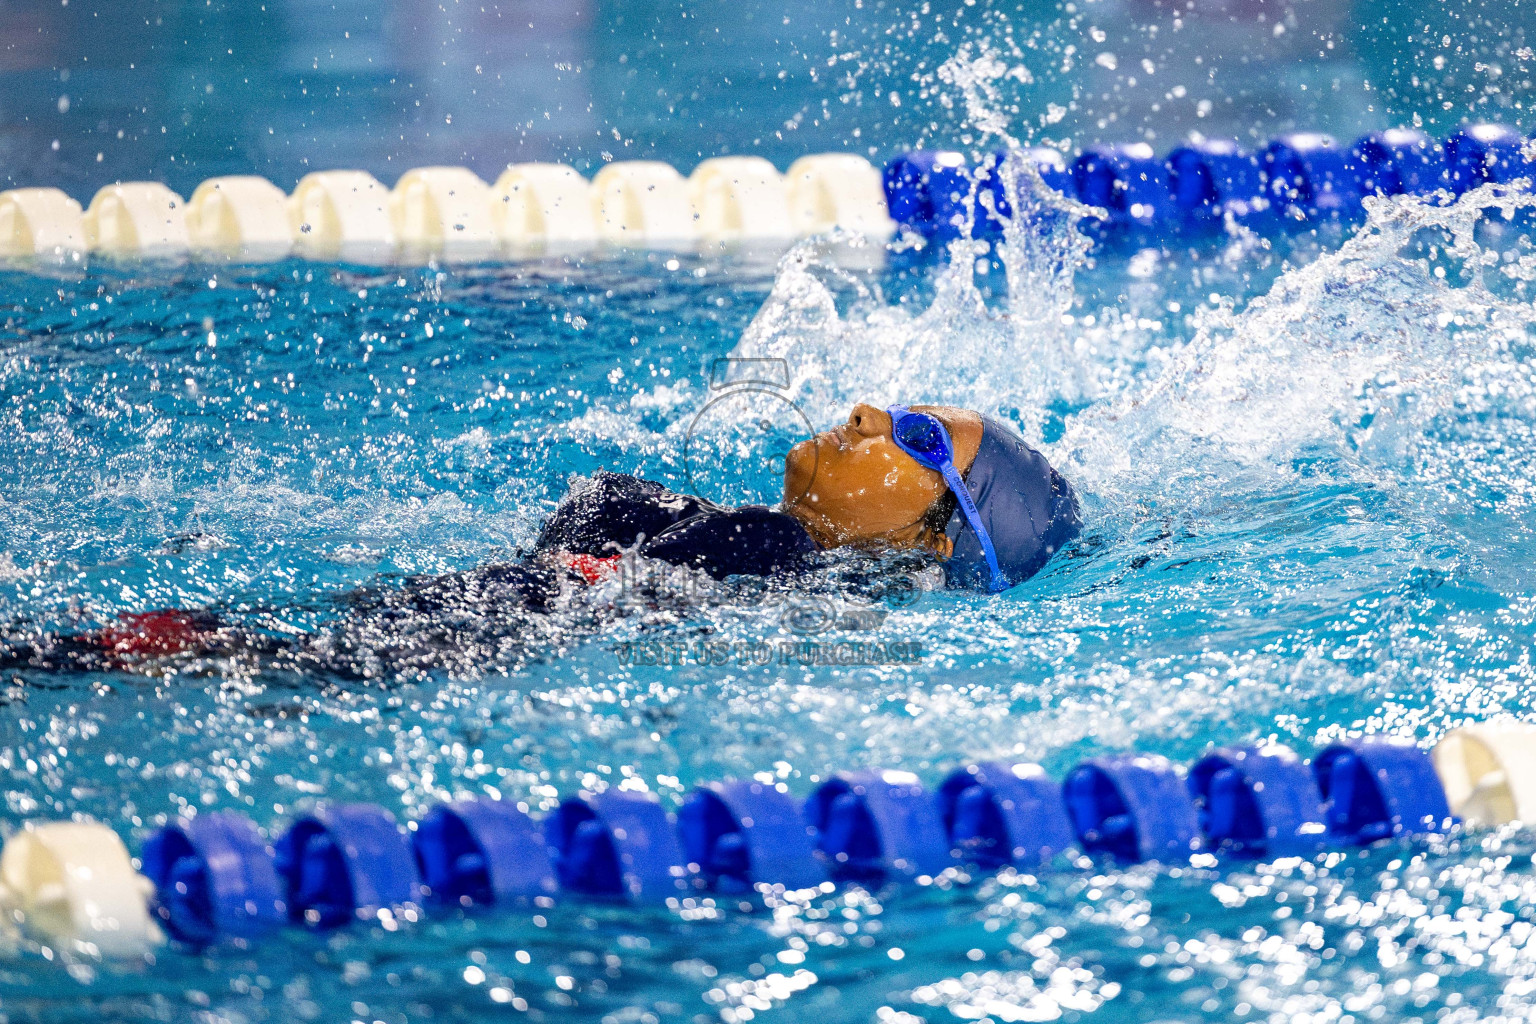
[
  {"x1": 4, "y1": 176, "x2": 1536, "y2": 1021},
  {"x1": 6, "y1": 0, "x2": 1536, "y2": 1020}
]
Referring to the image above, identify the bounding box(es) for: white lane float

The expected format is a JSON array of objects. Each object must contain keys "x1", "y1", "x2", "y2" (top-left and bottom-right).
[
  {"x1": 1433, "y1": 722, "x2": 1536, "y2": 826},
  {"x1": 0, "y1": 188, "x2": 86, "y2": 258},
  {"x1": 688, "y1": 156, "x2": 795, "y2": 243},
  {"x1": 590, "y1": 161, "x2": 698, "y2": 246},
  {"x1": 186, "y1": 176, "x2": 293, "y2": 259},
  {"x1": 492, "y1": 163, "x2": 598, "y2": 251},
  {"x1": 288, "y1": 170, "x2": 397, "y2": 262},
  {"x1": 785, "y1": 154, "x2": 895, "y2": 238},
  {"x1": 0, "y1": 151, "x2": 911, "y2": 264},
  {"x1": 0, "y1": 820, "x2": 162, "y2": 957},
  {"x1": 82, "y1": 182, "x2": 189, "y2": 256},
  {"x1": 389, "y1": 166, "x2": 498, "y2": 261}
]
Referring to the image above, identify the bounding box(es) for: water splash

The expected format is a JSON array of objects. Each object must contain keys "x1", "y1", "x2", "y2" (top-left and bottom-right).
[
  {"x1": 696, "y1": 45, "x2": 1108, "y2": 444},
  {"x1": 720, "y1": 156, "x2": 1536, "y2": 550},
  {"x1": 1061, "y1": 184, "x2": 1536, "y2": 510},
  {"x1": 936, "y1": 40, "x2": 1033, "y2": 149}
]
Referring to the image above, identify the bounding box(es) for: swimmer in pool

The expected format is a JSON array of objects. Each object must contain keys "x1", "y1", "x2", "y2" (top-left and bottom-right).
[{"x1": 2, "y1": 404, "x2": 1079, "y2": 679}]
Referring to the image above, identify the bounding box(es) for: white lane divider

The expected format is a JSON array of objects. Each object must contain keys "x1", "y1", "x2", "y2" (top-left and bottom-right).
[
  {"x1": 1, "y1": 154, "x2": 892, "y2": 264},
  {"x1": 493, "y1": 163, "x2": 598, "y2": 249},
  {"x1": 186, "y1": 176, "x2": 293, "y2": 259},
  {"x1": 0, "y1": 188, "x2": 85, "y2": 258},
  {"x1": 688, "y1": 156, "x2": 794, "y2": 243},
  {"x1": 390, "y1": 166, "x2": 498, "y2": 261},
  {"x1": 591, "y1": 161, "x2": 698, "y2": 245},
  {"x1": 0, "y1": 821, "x2": 162, "y2": 957},
  {"x1": 288, "y1": 170, "x2": 397, "y2": 262},
  {"x1": 786, "y1": 154, "x2": 896, "y2": 239},
  {"x1": 1433, "y1": 723, "x2": 1536, "y2": 827},
  {"x1": 83, "y1": 182, "x2": 189, "y2": 256}
]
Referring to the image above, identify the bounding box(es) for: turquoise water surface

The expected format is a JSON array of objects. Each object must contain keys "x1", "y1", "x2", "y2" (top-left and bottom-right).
[
  {"x1": 4, "y1": 0, "x2": 1536, "y2": 1022},
  {"x1": 4, "y1": 185, "x2": 1536, "y2": 1021}
]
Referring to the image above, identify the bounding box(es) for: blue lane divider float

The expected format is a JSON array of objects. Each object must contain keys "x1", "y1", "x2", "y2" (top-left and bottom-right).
[
  {"x1": 679, "y1": 779, "x2": 826, "y2": 892},
  {"x1": 1314, "y1": 738, "x2": 1456, "y2": 844},
  {"x1": 134, "y1": 738, "x2": 1462, "y2": 947},
  {"x1": 274, "y1": 803, "x2": 422, "y2": 928},
  {"x1": 141, "y1": 811, "x2": 285, "y2": 943},
  {"x1": 882, "y1": 122, "x2": 1535, "y2": 239},
  {"x1": 1073, "y1": 143, "x2": 1178, "y2": 228},
  {"x1": 1350, "y1": 129, "x2": 1448, "y2": 196},
  {"x1": 971, "y1": 148, "x2": 1075, "y2": 236},
  {"x1": 1064, "y1": 754, "x2": 1203, "y2": 862},
  {"x1": 938, "y1": 761, "x2": 1075, "y2": 869},
  {"x1": 413, "y1": 799, "x2": 556, "y2": 907},
  {"x1": 882, "y1": 148, "x2": 1075, "y2": 239},
  {"x1": 804, "y1": 770, "x2": 953, "y2": 883},
  {"x1": 1188, "y1": 745, "x2": 1328, "y2": 858},
  {"x1": 1445, "y1": 124, "x2": 1535, "y2": 193},
  {"x1": 881, "y1": 150, "x2": 966, "y2": 238},
  {"x1": 1166, "y1": 137, "x2": 1269, "y2": 222},
  {"x1": 546, "y1": 790, "x2": 689, "y2": 901},
  {"x1": 1263, "y1": 133, "x2": 1366, "y2": 220}
]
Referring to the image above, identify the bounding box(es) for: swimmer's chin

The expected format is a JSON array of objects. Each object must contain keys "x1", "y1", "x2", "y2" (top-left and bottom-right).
[
  {"x1": 782, "y1": 437, "x2": 819, "y2": 507},
  {"x1": 781, "y1": 439, "x2": 835, "y2": 548}
]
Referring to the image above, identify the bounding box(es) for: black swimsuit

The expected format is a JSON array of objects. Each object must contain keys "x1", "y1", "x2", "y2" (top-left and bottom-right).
[
  {"x1": 0, "y1": 473, "x2": 821, "y2": 677},
  {"x1": 536, "y1": 471, "x2": 819, "y2": 579},
  {"x1": 3, "y1": 467, "x2": 1077, "y2": 681},
  {"x1": 376, "y1": 473, "x2": 819, "y2": 616}
]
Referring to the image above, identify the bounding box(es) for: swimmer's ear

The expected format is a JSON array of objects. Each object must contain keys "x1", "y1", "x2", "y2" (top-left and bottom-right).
[{"x1": 928, "y1": 532, "x2": 954, "y2": 559}]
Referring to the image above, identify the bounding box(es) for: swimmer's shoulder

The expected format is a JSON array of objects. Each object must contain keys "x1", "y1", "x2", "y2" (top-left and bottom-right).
[
  {"x1": 537, "y1": 471, "x2": 716, "y2": 555},
  {"x1": 640, "y1": 504, "x2": 817, "y2": 579}
]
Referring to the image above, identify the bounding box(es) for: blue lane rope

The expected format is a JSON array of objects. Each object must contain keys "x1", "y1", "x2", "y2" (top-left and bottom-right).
[
  {"x1": 137, "y1": 736, "x2": 1458, "y2": 946},
  {"x1": 881, "y1": 123, "x2": 1536, "y2": 239}
]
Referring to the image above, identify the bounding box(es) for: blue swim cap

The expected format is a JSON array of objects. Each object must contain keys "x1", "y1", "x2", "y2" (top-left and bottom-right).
[{"x1": 942, "y1": 416, "x2": 1081, "y2": 590}]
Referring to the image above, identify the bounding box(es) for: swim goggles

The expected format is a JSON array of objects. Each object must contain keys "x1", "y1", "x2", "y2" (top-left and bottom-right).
[{"x1": 886, "y1": 405, "x2": 1004, "y2": 592}]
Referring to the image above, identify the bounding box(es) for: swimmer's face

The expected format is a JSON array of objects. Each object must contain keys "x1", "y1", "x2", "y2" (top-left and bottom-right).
[{"x1": 782, "y1": 402, "x2": 983, "y2": 554}]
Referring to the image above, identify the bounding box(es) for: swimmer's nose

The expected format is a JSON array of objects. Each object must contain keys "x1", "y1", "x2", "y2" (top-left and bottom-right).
[{"x1": 848, "y1": 403, "x2": 888, "y2": 439}]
